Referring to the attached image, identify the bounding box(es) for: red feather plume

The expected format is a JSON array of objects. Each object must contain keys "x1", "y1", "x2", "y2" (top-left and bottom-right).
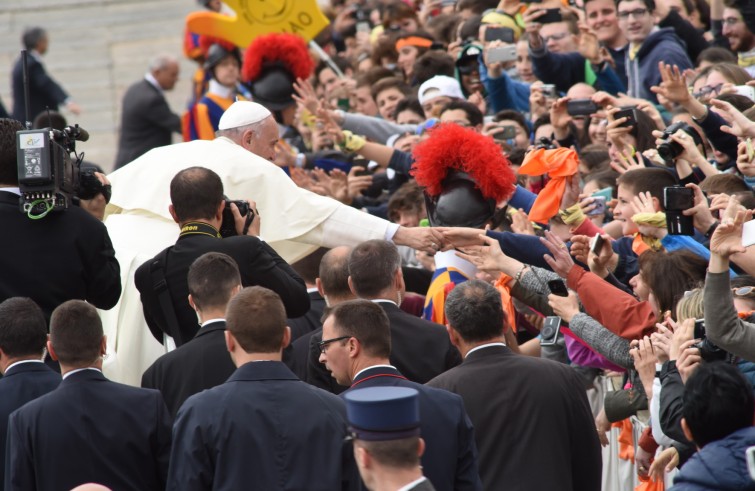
[
  {"x1": 242, "y1": 33, "x2": 314, "y2": 83},
  {"x1": 411, "y1": 124, "x2": 516, "y2": 202},
  {"x1": 198, "y1": 35, "x2": 237, "y2": 57}
]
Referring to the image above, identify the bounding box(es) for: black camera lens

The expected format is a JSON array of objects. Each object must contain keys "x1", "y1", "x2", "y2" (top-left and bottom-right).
[{"x1": 657, "y1": 140, "x2": 682, "y2": 162}]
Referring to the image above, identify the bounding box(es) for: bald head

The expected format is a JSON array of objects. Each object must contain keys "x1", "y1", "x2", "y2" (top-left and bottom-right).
[
  {"x1": 69, "y1": 484, "x2": 112, "y2": 491},
  {"x1": 318, "y1": 246, "x2": 354, "y2": 302}
]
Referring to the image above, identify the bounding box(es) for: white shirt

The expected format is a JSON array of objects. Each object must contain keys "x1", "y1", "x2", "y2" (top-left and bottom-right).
[
  {"x1": 5, "y1": 359, "x2": 44, "y2": 373},
  {"x1": 398, "y1": 477, "x2": 430, "y2": 491},
  {"x1": 465, "y1": 342, "x2": 506, "y2": 359},
  {"x1": 144, "y1": 72, "x2": 163, "y2": 93},
  {"x1": 353, "y1": 364, "x2": 396, "y2": 381},
  {"x1": 201, "y1": 318, "x2": 225, "y2": 328},
  {"x1": 62, "y1": 367, "x2": 102, "y2": 380}
]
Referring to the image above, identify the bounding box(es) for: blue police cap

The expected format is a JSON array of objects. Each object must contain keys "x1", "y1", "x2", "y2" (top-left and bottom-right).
[{"x1": 344, "y1": 387, "x2": 420, "y2": 442}]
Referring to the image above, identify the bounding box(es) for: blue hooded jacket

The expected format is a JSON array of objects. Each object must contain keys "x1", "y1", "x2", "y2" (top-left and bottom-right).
[
  {"x1": 626, "y1": 27, "x2": 692, "y2": 104},
  {"x1": 669, "y1": 426, "x2": 755, "y2": 490}
]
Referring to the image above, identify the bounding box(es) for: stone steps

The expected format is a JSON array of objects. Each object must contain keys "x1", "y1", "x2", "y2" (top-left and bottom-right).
[{"x1": 0, "y1": 0, "x2": 197, "y2": 170}]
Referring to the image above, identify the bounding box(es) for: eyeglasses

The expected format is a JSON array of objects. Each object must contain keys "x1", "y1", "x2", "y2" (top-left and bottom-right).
[
  {"x1": 733, "y1": 287, "x2": 755, "y2": 297},
  {"x1": 317, "y1": 335, "x2": 350, "y2": 353},
  {"x1": 617, "y1": 8, "x2": 648, "y2": 20},
  {"x1": 722, "y1": 17, "x2": 743, "y2": 26},
  {"x1": 542, "y1": 32, "x2": 569, "y2": 43},
  {"x1": 692, "y1": 83, "x2": 724, "y2": 100}
]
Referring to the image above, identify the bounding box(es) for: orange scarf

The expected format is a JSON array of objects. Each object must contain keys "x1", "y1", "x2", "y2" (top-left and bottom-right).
[
  {"x1": 494, "y1": 273, "x2": 517, "y2": 333},
  {"x1": 518, "y1": 147, "x2": 579, "y2": 223}
]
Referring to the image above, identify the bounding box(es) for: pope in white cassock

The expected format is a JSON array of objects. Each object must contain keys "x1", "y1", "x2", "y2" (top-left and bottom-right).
[{"x1": 101, "y1": 101, "x2": 443, "y2": 385}]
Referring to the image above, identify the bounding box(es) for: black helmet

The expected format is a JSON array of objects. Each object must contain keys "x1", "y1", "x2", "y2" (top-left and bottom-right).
[
  {"x1": 248, "y1": 64, "x2": 296, "y2": 111},
  {"x1": 204, "y1": 43, "x2": 241, "y2": 72},
  {"x1": 424, "y1": 171, "x2": 496, "y2": 228}
]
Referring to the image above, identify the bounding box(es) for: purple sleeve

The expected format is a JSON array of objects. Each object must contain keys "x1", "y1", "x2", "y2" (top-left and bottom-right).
[{"x1": 565, "y1": 336, "x2": 626, "y2": 372}]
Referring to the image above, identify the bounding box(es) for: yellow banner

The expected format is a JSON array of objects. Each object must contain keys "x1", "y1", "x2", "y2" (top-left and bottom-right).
[{"x1": 187, "y1": 0, "x2": 330, "y2": 47}]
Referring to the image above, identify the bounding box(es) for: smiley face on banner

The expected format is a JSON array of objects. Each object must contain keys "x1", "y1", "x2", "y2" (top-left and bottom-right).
[{"x1": 187, "y1": 0, "x2": 330, "y2": 47}]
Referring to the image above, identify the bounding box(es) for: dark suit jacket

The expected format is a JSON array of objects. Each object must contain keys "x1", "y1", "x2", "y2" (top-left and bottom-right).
[
  {"x1": 5, "y1": 370, "x2": 172, "y2": 491},
  {"x1": 115, "y1": 79, "x2": 181, "y2": 168},
  {"x1": 377, "y1": 301, "x2": 461, "y2": 384},
  {"x1": 427, "y1": 345, "x2": 602, "y2": 491},
  {"x1": 12, "y1": 54, "x2": 68, "y2": 122},
  {"x1": 167, "y1": 361, "x2": 358, "y2": 490},
  {"x1": 287, "y1": 290, "x2": 326, "y2": 341},
  {"x1": 0, "y1": 191, "x2": 121, "y2": 321},
  {"x1": 134, "y1": 229, "x2": 309, "y2": 346},
  {"x1": 141, "y1": 320, "x2": 235, "y2": 418},
  {"x1": 344, "y1": 366, "x2": 481, "y2": 491},
  {"x1": 0, "y1": 362, "x2": 60, "y2": 485}
]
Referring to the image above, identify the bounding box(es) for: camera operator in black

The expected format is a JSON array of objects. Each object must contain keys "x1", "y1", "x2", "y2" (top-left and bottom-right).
[
  {"x1": 0, "y1": 118, "x2": 121, "y2": 321},
  {"x1": 134, "y1": 166, "x2": 310, "y2": 346}
]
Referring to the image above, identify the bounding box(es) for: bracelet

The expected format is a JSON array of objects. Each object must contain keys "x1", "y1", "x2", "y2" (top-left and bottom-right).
[
  {"x1": 704, "y1": 221, "x2": 719, "y2": 239},
  {"x1": 514, "y1": 264, "x2": 528, "y2": 282}
]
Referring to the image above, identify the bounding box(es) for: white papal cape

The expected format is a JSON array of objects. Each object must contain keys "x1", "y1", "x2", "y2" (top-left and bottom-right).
[{"x1": 101, "y1": 138, "x2": 391, "y2": 385}]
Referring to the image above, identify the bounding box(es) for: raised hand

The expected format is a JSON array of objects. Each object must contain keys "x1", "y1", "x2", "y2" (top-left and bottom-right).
[
  {"x1": 456, "y1": 234, "x2": 523, "y2": 275},
  {"x1": 711, "y1": 98, "x2": 755, "y2": 139},
  {"x1": 710, "y1": 196, "x2": 753, "y2": 258},
  {"x1": 650, "y1": 62, "x2": 691, "y2": 105},
  {"x1": 540, "y1": 230, "x2": 575, "y2": 278}
]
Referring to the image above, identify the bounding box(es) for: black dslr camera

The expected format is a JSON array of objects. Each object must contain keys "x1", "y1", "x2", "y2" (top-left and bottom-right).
[
  {"x1": 693, "y1": 319, "x2": 729, "y2": 363},
  {"x1": 657, "y1": 122, "x2": 701, "y2": 163},
  {"x1": 220, "y1": 199, "x2": 254, "y2": 238},
  {"x1": 534, "y1": 136, "x2": 557, "y2": 150},
  {"x1": 15, "y1": 124, "x2": 104, "y2": 217}
]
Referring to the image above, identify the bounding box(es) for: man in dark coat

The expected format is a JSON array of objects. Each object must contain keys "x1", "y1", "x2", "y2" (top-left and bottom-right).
[
  {"x1": 141, "y1": 252, "x2": 239, "y2": 417},
  {"x1": 134, "y1": 166, "x2": 309, "y2": 346},
  {"x1": 319, "y1": 299, "x2": 482, "y2": 491},
  {"x1": 5, "y1": 300, "x2": 172, "y2": 491},
  {"x1": 0, "y1": 118, "x2": 121, "y2": 321},
  {"x1": 167, "y1": 286, "x2": 358, "y2": 490},
  {"x1": 115, "y1": 55, "x2": 181, "y2": 168},
  {"x1": 0, "y1": 298, "x2": 61, "y2": 486},
  {"x1": 12, "y1": 27, "x2": 80, "y2": 123},
  {"x1": 344, "y1": 240, "x2": 461, "y2": 383},
  {"x1": 427, "y1": 280, "x2": 602, "y2": 491}
]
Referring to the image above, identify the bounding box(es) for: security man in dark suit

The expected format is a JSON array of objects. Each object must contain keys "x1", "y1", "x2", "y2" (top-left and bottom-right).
[
  {"x1": 5, "y1": 300, "x2": 172, "y2": 490},
  {"x1": 286, "y1": 247, "x2": 328, "y2": 341},
  {"x1": 345, "y1": 240, "x2": 461, "y2": 383},
  {"x1": 141, "y1": 252, "x2": 239, "y2": 417},
  {"x1": 115, "y1": 54, "x2": 181, "y2": 168},
  {"x1": 427, "y1": 280, "x2": 602, "y2": 491},
  {"x1": 167, "y1": 286, "x2": 358, "y2": 490},
  {"x1": 12, "y1": 27, "x2": 81, "y2": 122},
  {"x1": 285, "y1": 245, "x2": 355, "y2": 389},
  {"x1": 319, "y1": 299, "x2": 482, "y2": 491},
  {"x1": 0, "y1": 298, "x2": 61, "y2": 485},
  {"x1": 345, "y1": 387, "x2": 436, "y2": 491},
  {"x1": 134, "y1": 166, "x2": 310, "y2": 346},
  {"x1": 0, "y1": 118, "x2": 121, "y2": 321}
]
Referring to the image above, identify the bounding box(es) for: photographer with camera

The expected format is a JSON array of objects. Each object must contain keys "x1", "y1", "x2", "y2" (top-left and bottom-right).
[
  {"x1": 0, "y1": 118, "x2": 121, "y2": 322},
  {"x1": 134, "y1": 166, "x2": 309, "y2": 347}
]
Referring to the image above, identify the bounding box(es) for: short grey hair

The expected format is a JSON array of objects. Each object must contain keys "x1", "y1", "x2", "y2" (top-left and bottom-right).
[{"x1": 149, "y1": 54, "x2": 178, "y2": 73}]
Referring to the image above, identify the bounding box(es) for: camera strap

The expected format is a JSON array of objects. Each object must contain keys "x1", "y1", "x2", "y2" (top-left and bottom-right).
[{"x1": 148, "y1": 248, "x2": 182, "y2": 343}]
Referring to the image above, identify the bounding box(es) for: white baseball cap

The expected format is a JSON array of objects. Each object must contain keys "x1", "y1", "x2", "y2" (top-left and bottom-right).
[{"x1": 418, "y1": 75, "x2": 465, "y2": 105}]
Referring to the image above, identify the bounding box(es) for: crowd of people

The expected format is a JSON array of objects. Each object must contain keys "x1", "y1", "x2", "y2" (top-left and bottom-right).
[{"x1": 3, "y1": 0, "x2": 755, "y2": 489}]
